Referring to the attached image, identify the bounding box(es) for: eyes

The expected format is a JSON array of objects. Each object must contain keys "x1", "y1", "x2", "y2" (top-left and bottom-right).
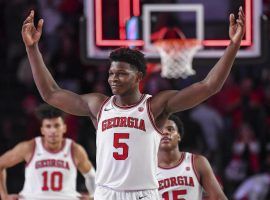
[
  {"x1": 44, "y1": 124, "x2": 61, "y2": 129},
  {"x1": 109, "y1": 72, "x2": 129, "y2": 77},
  {"x1": 163, "y1": 126, "x2": 176, "y2": 133}
]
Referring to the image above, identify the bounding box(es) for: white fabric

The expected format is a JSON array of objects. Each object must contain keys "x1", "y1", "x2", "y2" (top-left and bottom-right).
[
  {"x1": 94, "y1": 186, "x2": 160, "y2": 200},
  {"x1": 96, "y1": 94, "x2": 161, "y2": 191},
  {"x1": 157, "y1": 152, "x2": 203, "y2": 200},
  {"x1": 234, "y1": 173, "x2": 270, "y2": 200},
  {"x1": 20, "y1": 137, "x2": 81, "y2": 199},
  {"x1": 83, "y1": 167, "x2": 96, "y2": 198}
]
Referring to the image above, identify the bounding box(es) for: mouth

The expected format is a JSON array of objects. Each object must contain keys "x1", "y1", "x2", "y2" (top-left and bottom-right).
[
  {"x1": 111, "y1": 84, "x2": 121, "y2": 88},
  {"x1": 161, "y1": 136, "x2": 171, "y2": 143}
]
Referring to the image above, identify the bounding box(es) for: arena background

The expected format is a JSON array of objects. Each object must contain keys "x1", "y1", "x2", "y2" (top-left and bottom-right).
[{"x1": 0, "y1": 0, "x2": 270, "y2": 199}]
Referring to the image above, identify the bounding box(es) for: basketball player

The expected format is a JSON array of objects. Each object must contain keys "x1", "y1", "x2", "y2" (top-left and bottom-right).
[
  {"x1": 158, "y1": 115, "x2": 228, "y2": 200},
  {"x1": 21, "y1": 7, "x2": 245, "y2": 200},
  {"x1": 0, "y1": 104, "x2": 95, "y2": 200}
]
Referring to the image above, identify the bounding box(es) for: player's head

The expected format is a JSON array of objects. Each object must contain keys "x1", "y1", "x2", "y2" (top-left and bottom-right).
[
  {"x1": 108, "y1": 47, "x2": 146, "y2": 95},
  {"x1": 159, "y1": 114, "x2": 184, "y2": 151},
  {"x1": 36, "y1": 104, "x2": 67, "y2": 144}
]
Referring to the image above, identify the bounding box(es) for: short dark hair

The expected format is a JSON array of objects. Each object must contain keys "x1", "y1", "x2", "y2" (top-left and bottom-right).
[
  {"x1": 109, "y1": 47, "x2": 147, "y2": 76},
  {"x1": 168, "y1": 114, "x2": 184, "y2": 138},
  {"x1": 35, "y1": 104, "x2": 65, "y2": 122}
]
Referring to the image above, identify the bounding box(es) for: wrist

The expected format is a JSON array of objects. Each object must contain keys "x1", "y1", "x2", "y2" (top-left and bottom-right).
[
  {"x1": 26, "y1": 43, "x2": 39, "y2": 51},
  {"x1": 229, "y1": 40, "x2": 241, "y2": 48}
]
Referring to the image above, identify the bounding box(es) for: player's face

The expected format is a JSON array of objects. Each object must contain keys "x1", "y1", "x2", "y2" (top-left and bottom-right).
[
  {"x1": 108, "y1": 61, "x2": 141, "y2": 95},
  {"x1": 41, "y1": 117, "x2": 67, "y2": 145},
  {"x1": 159, "y1": 119, "x2": 181, "y2": 151}
]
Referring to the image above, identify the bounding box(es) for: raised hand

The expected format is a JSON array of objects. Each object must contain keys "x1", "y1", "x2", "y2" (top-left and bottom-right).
[
  {"x1": 229, "y1": 6, "x2": 246, "y2": 45},
  {"x1": 21, "y1": 10, "x2": 44, "y2": 47}
]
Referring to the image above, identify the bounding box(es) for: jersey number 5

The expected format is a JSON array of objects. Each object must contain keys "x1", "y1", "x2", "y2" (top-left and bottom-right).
[
  {"x1": 113, "y1": 133, "x2": 129, "y2": 160},
  {"x1": 42, "y1": 171, "x2": 63, "y2": 191},
  {"x1": 162, "y1": 189, "x2": 187, "y2": 200}
]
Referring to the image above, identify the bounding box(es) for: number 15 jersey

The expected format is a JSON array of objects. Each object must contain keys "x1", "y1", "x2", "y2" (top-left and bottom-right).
[
  {"x1": 96, "y1": 94, "x2": 162, "y2": 190},
  {"x1": 157, "y1": 152, "x2": 203, "y2": 200}
]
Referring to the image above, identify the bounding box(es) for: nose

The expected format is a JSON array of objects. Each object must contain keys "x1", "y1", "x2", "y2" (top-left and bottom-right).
[{"x1": 162, "y1": 129, "x2": 170, "y2": 136}]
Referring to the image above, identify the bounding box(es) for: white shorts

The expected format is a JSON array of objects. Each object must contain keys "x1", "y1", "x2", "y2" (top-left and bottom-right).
[{"x1": 94, "y1": 186, "x2": 161, "y2": 200}]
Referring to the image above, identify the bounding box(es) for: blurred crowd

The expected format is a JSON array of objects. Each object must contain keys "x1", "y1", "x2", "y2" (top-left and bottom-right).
[{"x1": 0, "y1": 0, "x2": 270, "y2": 199}]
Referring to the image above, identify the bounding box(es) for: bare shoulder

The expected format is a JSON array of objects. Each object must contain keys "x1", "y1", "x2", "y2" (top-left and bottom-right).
[
  {"x1": 82, "y1": 93, "x2": 109, "y2": 118},
  {"x1": 71, "y1": 142, "x2": 89, "y2": 161},
  {"x1": 15, "y1": 139, "x2": 35, "y2": 153},
  {"x1": 151, "y1": 90, "x2": 178, "y2": 103},
  {"x1": 72, "y1": 142, "x2": 86, "y2": 153},
  {"x1": 0, "y1": 139, "x2": 35, "y2": 167},
  {"x1": 193, "y1": 154, "x2": 209, "y2": 167},
  {"x1": 82, "y1": 93, "x2": 108, "y2": 103},
  {"x1": 71, "y1": 141, "x2": 92, "y2": 173},
  {"x1": 150, "y1": 90, "x2": 178, "y2": 116}
]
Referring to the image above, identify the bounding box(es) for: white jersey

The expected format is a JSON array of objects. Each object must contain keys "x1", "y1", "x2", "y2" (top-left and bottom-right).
[
  {"x1": 96, "y1": 94, "x2": 162, "y2": 190},
  {"x1": 20, "y1": 137, "x2": 81, "y2": 200},
  {"x1": 157, "y1": 152, "x2": 203, "y2": 200}
]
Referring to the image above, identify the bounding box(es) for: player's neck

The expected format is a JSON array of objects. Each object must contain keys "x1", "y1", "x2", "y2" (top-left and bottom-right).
[
  {"x1": 158, "y1": 149, "x2": 183, "y2": 167},
  {"x1": 114, "y1": 90, "x2": 142, "y2": 106},
  {"x1": 42, "y1": 138, "x2": 64, "y2": 152}
]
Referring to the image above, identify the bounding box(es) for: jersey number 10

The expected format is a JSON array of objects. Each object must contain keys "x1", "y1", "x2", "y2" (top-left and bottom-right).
[{"x1": 42, "y1": 171, "x2": 63, "y2": 191}]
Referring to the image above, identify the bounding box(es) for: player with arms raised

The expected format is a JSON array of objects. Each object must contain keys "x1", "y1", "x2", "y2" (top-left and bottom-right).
[{"x1": 21, "y1": 7, "x2": 245, "y2": 200}]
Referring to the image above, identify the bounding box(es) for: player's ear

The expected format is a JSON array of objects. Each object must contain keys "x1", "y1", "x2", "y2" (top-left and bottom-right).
[
  {"x1": 177, "y1": 133, "x2": 181, "y2": 142},
  {"x1": 63, "y1": 123, "x2": 67, "y2": 134},
  {"x1": 136, "y1": 71, "x2": 144, "y2": 82},
  {"x1": 40, "y1": 127, "x2": 45, "y2": 136}
]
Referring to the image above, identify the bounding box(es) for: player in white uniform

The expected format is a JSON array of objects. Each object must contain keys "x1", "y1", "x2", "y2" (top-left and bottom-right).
[
  {"x1": 0, "y1": 104, "x2": 96, "y2": 200},
  {"x1": 21, "y1": 7, "x2": 245, "y2": 200},
  {"x1": 95, "y1": 94, "x2": 161, "y2": 199},
  {"x1": 157, "y1": 115, "x2": 227, "y2": 200}
]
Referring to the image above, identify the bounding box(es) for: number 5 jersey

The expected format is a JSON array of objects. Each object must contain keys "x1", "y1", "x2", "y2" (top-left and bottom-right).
[
  {"x1": 96, "y1": 94, "x2": 162, "y2": 190},
  {"x1": 20, "y1": 137, "x2": 81, "y2": 200}
]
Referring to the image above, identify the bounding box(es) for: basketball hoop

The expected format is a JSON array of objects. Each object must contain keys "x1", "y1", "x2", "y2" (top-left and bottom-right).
[{"x1": 154, "y1": 28, "x2": 202, "y2": 79}]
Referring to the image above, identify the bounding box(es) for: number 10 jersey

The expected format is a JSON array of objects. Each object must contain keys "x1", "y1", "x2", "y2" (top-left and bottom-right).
[{"x1": 20, "y1": 137, "x2": 80, "y2": 199}]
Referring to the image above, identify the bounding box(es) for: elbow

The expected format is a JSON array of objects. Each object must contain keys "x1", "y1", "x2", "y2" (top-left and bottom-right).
[
  {"x1": 41, "y1": 93, "x2": 52, "y2": 103},
  {"x1": 203, "y1": 80, "x2": 222, "y2": 96},
  {"x1": 40, "y1": 85, "x2": 60, "y2": 103}
]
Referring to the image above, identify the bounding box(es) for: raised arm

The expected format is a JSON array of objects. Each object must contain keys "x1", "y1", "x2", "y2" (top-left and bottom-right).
[
  {"x1": 21, "y1": 10, "x2": 107, "y2": 117},
  {"x1": 194, "y1": 155, "x2": 228, "y2": 200},
  {"x1": 72, "y1": 143, "x2": 96, "y2": 199},
  {"x1": 0, "y1": 141, "x2": 34, "y2": 200},
  {"x1": 151, "y1": 7, "x2": 245, "y2": 118}
]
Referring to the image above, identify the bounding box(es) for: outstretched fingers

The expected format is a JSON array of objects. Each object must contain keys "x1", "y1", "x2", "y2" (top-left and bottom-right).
[
  {"x1": 23, "y1": 10, "x2": 34, "y2": 25},
  {"x1": 229, "y1": 13, "x2": 235, "y2": 27},
  {"x1": 237, "y1": 6, "x2": 245, "y2": 27},
  {"x1": 37, "y1": 19, "x2": 44, "y2": 33}
]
